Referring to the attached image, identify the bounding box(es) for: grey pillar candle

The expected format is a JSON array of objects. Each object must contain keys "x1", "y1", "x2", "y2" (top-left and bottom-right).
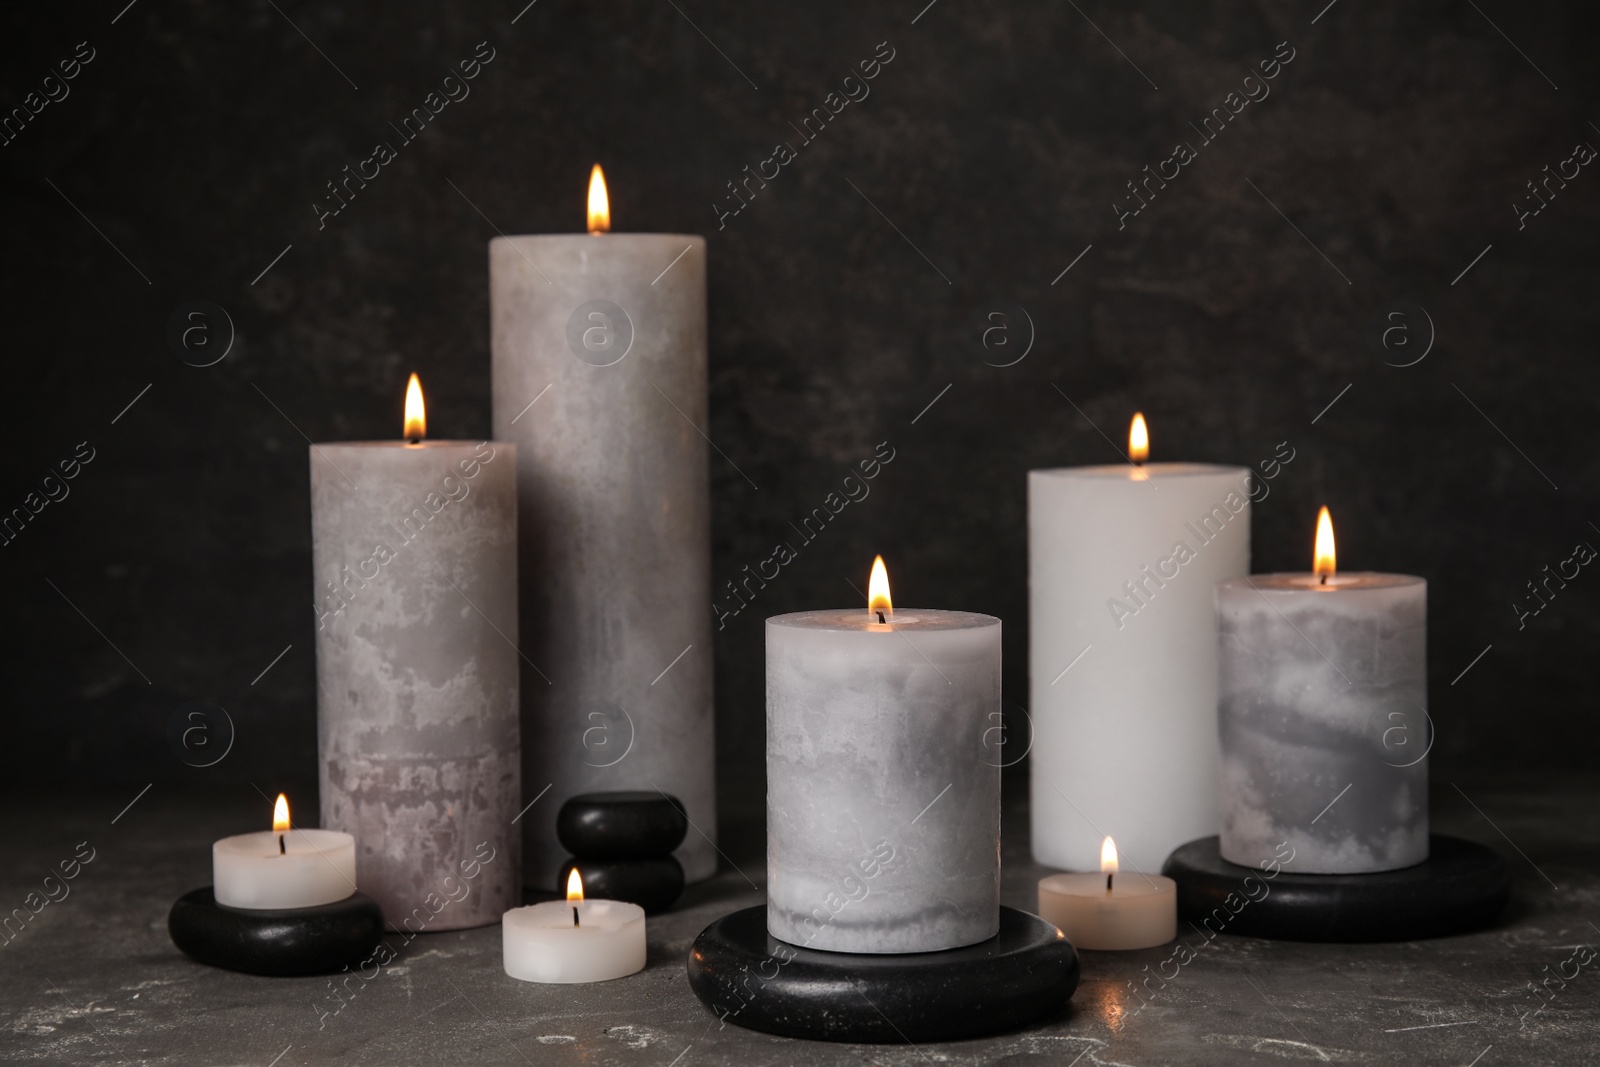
[
  {"x1": 490, "y1": 168, "x2": 714, "y2": 886},
  {"x1": 766, "y1": 565, "x2": 1001, "y2": 953},
  {"x1": 1215, "y1": 512, "x2": 1428, "y2": 874},
  {"x1": 311, "y1": 386, "x2": 520, "y2": 930}
]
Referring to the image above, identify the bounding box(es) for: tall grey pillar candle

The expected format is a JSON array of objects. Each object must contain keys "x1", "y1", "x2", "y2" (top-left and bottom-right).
[
  {"x1": 490, "y1": 224, "x2": 714, "y2": 887},
  {"x1": 1215, "y1": 571, "x2": 1427, "y2": 874},
  {"x1": 311, "y1": 434, "x2": 521, "y2": 930},
  {"x1": 766, "y1": 602, "x2": 1001, "y2": 954}
]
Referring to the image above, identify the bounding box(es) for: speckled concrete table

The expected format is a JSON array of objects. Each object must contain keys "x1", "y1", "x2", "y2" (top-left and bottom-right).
[{"x1": 3, "y1": 778, "x2": 1596, "y2": 1066}]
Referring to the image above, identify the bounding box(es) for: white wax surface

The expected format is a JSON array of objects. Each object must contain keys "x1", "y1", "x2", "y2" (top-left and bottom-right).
[
  {"x1": 766, "y1": 608, "x2": 1001, "y2": 954},
  {"x1": 1037, "y1": 872, "x2": 1177, "y2": 950},
  {"x1": 502, "y1": 900, "x2": 646, "y2": 983},
  {"x1": 212, "y1": 829, "x2": 357, "y2": 910},
  {"x1": 1029, "y1": 463, "x2": 1251, "y2": 871}
]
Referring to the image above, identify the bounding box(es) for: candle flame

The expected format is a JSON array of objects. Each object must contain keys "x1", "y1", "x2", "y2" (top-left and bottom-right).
[
  {"x1": 867, "y1": 555, "x2": 892, "y2": 621},
  {"x1": 273, "y1": 793, "x2": 291, "y2": 834},
  {"x1": 587, "y1": 164, "x2": 610, "y2": 234},
  {"x1": 403, "y1": 373, "x2": 426, "y2": 443},
  {"x1": 1314, "y1": 506, "x2": 1336, "y2": 580},
  {"x1": 1128, "y1": 413, "x2": 1149, "y2": 464},
  {"x1": 566, "y1": 867, "x2": 585, "y2": 903},
  {"x1": 1100, "y1": 835, "x2": 1119, "y2": 875}
]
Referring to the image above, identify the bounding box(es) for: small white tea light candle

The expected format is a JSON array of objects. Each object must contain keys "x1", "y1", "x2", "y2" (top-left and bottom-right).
[
  {"x1": 1037, "y1": 837, "x2": 1176, "y2": 950},
  {"x1": 503, "y1": 869, "x2": 646, "y2": 984},
  {"x1": 213, "y1": 794, "x2": 357, "y2": 910}
]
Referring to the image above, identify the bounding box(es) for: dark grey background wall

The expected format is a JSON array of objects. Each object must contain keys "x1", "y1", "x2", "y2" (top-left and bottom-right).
[{"x1": 2, "y1": 1, "x2": 1595, "y2": 818}]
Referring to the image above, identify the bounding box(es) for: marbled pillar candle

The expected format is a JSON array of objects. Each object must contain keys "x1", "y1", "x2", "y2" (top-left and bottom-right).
[
  {"x1": 311, "y1": 439, "x2": 520, "y2": 930},
  {"x1": 1029, "y1": 462, "x2": 1250, "y2": 872},
  {"x1": 1215, "y1": 573, "x2": 1428, "y2": 873},
  {"x1": 490, "y1": 228, "x2": 714, "y2": 886},
  {"x1": 766, "y1": 609, "x2": 1001, "y2": 953}
]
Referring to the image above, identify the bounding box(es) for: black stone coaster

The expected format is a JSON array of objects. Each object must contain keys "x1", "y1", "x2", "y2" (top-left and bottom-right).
[
  {"x1": 168, "y1": 887, "x2": 385, "y2": 976},
  {"x1": 557, "y1": 790, "x2": 688, "y2": 860},
  {"x1": 1162, "y1": 834, "x2": 1511, "y2": 943},
  {"x1": 687, "y1": 905, "x2": 1079, "y2": 1043},
  {"x1": 559, "y1": 856, "x2": 684, "y2": 914}
]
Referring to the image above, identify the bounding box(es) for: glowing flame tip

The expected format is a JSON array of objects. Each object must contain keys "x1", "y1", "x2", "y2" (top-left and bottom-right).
[
  {"x1": 1129, "y1": 412, "x2": 1149, "y2": 464},
  {"x1": 273, "y1": 793, "x2": 291, "y2": 834},
  {"x1": 1314, "y1": 506, "x2": 1336, "y2": 579},
  {"x1": 587, "y1": 164, "x2": 610, "y2": 234},
  {"x1": 867, "y1": 555, "x2": 892, "y2": 620},
  {"x1": 566, "y1": 868, "x2": 584, "y2": 903},
  {"x1": 403, "y1": 373, "x2": 426, "y2": 443},
  {"x1": 1100, "y1": 835, "x2": 1119, "y2": 874}
]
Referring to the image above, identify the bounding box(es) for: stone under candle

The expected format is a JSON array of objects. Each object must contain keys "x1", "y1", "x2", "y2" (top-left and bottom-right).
[
  {"x1": 311, "y1": 376, "x2": 521, "y2": 930},
  {"x1": 490, "y1": 165, "x2": 715, "y2": 886},
  {"x1": 1029, "y1": 415, "x2": 1251, "y2": 873},
  {"x1": 766, "y1": 561, "x2": 1001, "y2": 954},
  {"x1": 1215, "y1": 509, "x2": 1428, "y2": 874}
]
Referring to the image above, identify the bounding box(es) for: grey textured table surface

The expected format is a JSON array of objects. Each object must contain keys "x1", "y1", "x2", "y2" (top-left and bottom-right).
[{"x1": 3, "y1": 779, "x2": 1596, "y2": 1066}]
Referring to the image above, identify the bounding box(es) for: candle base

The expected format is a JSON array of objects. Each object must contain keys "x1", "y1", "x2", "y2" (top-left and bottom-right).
[
  {"x1": 1161, "y1": 835, "x2": 1509, "y2": 943},
  {"x1": 687, "y1": 906, "x2": 1079, "y2": 1042},
  {"x1": 168, "y1": 887, "x2": 385, "y2": 976}
]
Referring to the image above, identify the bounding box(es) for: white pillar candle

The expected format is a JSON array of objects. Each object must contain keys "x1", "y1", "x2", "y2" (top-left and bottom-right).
[
  {"x1": 311, "y1": 375, "x2": 521, "y2": 930},
  {"x1": 1029, "y1": 416, "x2": 1250, "y2": 872},
  {"x1": 1216, "y1": 508, "x2": 1428, "y2": 874},
  {"x1": 766, "y1": 558, "x2": 1001, "y2": 954},
  {"x1": 502, "y1": 872, "x2": 646, "y2": 983},
  {"x1": 490, "y1": 165, "x2": 715, "y2": 887},
  {"x1": 213, "y1": 795, "x2": 357, "y2": 910},
  {"x1": 1036, "y1": 837, "x2": 1175, "y2": 950}
]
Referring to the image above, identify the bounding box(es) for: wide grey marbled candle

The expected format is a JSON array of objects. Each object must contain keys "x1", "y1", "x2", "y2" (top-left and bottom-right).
[
  {"x1": 1215, "y1": 572, "x2": 1428, "y2": 874},
  {"x1": 490, "y1": 227, "x2": 715, "y2": 887},
  {"x1": 767, "y1": 608, "x2": 1001, "y2": 953},
  {"x1": 311, "y1": 438, "x2": 520, "y2": 930}
]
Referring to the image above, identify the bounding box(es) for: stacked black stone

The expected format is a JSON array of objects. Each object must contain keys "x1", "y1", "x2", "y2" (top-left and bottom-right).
[{"x1": 556, "y1": 791, "x2": 688, "y2": 914}]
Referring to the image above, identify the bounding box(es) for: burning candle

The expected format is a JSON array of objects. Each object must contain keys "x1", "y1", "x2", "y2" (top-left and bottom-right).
[
  {"x1": 311, "y1": 375, "x2": 521, "y2": 929},
  {"x1": 1029, "y1": 414, "x2": 1251, "y2": 873},
  {"x1": 1037, "y1": 836, "x2": 1177, "y2": 950},
  {"x1": 212, "y1": 794, "x2": 357, "y2": 910},
  {"x1": 491, "y1": 165, "x2": 715, "y2": 889},
  {"x1": 766, "y1": 558, "x2": 1001, "y2": 954},
  {"x1": 1215, "y1": 508, "x2": 1428, "y2": 873},
  {"x1": 502, "y1": 869, "x2": 647, "y2": 983}
]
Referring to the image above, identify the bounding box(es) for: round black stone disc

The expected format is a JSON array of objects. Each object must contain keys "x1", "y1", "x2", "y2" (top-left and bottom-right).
[
  {"x1": 168, "y1": 887, "x2": 386, "y2": 976},
  {"x1": 559, "y1": 855, "x2": 684, "y2": 913},
  {"x1": 557, "y1": 790, "x2": 688, "y2": 860},
  {"x1": 687, "y1": 905, "x2": 1079, "y2": 1043},
  {"x1": 1161, "y1": 834, "x2": 1510, "y2": 943}
]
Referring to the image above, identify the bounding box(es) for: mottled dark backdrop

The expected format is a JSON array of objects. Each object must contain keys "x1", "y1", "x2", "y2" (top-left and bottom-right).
[{"x1": 2, "y1": 1, "x2": 1595, "y2": 824}]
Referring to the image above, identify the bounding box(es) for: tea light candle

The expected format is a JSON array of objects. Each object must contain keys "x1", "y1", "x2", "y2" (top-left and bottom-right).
[
  {"x1": 213, "y1": 794, "x2": 357, "y2": 910},
  {"x1": 502, "y1": 870, "x2": 646, "y2": 983},
  {"x1": 1037, "y1": 837, "x2": 1176, "y2": 950}
]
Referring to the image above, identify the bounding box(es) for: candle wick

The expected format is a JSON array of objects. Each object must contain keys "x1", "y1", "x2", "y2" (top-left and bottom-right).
[
  {"x1": 876, "y1": 611, "x2": 886, "y2": 624},
  {"x1": 1320, "y1": 573, "x2": 1328, "y2": 586},
  {"x1": 278, "y1": 833, "x2": 286, "y2": 856},
  {"x1": 1106, "y1": 872, "x2": 1113, "y2": 893},
  {"x1": 572, "y1": 906, "x2": 580, "y2": 928}
]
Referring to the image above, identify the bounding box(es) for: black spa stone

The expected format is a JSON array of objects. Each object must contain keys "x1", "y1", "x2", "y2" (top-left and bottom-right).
[
  {"x1": 556, "y1": 790, "x2": 688, "y2": 859},
  {"x1": 1161, "y1": 834, "x2": 1511, "y2": 943},
  {"x1": 168, "y1": 887, "x2": 385, "y2": 976},
  {"x1": 558, "y1": 856, "x2": 684, "y2": 914},
  {"x1": 687, "y1": 905, "x2": 1079, "y2": 1043}
]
